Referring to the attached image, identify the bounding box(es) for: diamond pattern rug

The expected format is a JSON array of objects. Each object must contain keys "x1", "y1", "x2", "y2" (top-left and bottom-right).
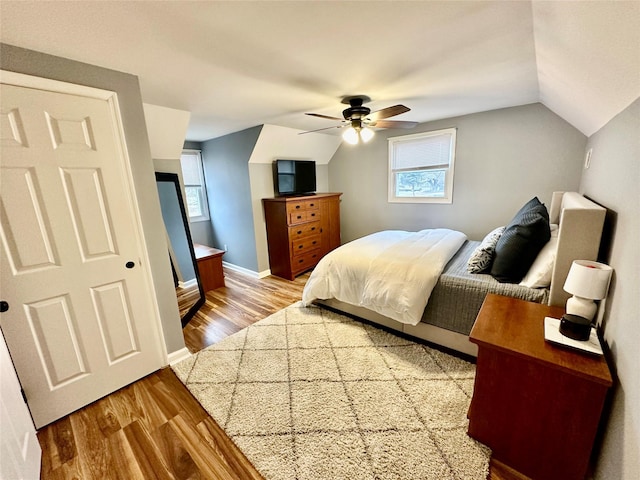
[{"x1": 172, "y1": 302, "x2": 490, "y2": 480}]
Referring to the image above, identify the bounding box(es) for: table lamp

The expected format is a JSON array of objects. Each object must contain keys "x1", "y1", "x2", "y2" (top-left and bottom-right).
[{"x1": 561, "y1": 260, "x2": 613, "y2": 340}]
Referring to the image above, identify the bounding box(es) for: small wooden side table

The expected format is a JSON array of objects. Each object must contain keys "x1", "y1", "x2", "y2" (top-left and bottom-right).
[
  {"x1": 468, "y1": 294, "x2": 612, "y2": 480},
  {"x1": 193, "y1": 244, "x2": 225, "y2": 292}
]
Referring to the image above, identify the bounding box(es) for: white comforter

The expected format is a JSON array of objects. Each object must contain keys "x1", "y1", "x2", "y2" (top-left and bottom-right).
[{"x1": 302, "y1": 228, "x2": 467, "y2": 326}]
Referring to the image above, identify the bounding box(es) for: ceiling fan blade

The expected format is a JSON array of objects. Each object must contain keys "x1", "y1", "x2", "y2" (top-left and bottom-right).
[
  {"x1": 305, "y1": 113, "x2": 343, "y2": 121},
  {"x1": 367, "y1": 105, "x2": 411, "y2": 122},
  {"x1": 370, "y1": 119, "x2": 419, "y2": 129},
  {"x1": 298, "y1": 125, "x2": 343, "y2": 135}
]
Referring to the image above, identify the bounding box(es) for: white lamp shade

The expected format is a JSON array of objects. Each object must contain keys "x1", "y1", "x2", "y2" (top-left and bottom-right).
[
  {"x1": 563, "y1": 260, "x2": 612, "y2": 300},
  {"x1": 360, "y1": 127, "x2": 374, "y2": 143},
  {"x1": 342, "y1": 127, "x2": 359, "y2": 145}
]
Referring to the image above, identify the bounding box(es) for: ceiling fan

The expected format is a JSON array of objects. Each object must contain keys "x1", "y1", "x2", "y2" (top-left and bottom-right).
[{"x1": 302, "y1": 95, "x2": 418, "y2": 144}]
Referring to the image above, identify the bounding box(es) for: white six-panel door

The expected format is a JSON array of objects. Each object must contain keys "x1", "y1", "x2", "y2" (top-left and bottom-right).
[{"x1": 0, "y1": 75, "x2": 165, "y2": 428}]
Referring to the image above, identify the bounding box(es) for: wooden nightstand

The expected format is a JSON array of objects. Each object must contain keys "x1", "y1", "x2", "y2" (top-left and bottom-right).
[
  {"x1": 468, "y1": 294, "x2": 612, "y2": 480},
  {"x1": 193, "y1": 244, "x2": 225, "y2": 292}
]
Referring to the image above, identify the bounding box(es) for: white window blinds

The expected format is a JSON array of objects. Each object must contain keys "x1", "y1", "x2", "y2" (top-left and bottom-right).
[
  {"x1": 181, "y1": 152, "x2": 202, "y2": 185},
  {"x1": 392, "y1": 131, "x2": 454, "y2": 170}
]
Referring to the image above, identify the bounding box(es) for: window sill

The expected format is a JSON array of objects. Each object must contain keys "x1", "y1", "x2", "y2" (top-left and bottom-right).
[
  {"x1": 388, "y1": 197, "x2": 453, "y2": 204},
  {"x1": 189, "y1": 216, "x2": 210, "y2": 223}
]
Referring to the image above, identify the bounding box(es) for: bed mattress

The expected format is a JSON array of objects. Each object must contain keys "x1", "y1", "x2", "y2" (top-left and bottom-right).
[{"x1": 420, "y1": 240, "x2": 549, "y2": 335}]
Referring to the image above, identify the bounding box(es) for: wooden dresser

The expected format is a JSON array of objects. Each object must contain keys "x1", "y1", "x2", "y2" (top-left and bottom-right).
[{"x1": 263, "y1": 193, "x2": 342, "y2": 280}]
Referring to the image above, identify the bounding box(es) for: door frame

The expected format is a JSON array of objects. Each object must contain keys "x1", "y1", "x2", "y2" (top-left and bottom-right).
[{"x1": 1, "y1": 69, "x2": 168, "y2": 366}]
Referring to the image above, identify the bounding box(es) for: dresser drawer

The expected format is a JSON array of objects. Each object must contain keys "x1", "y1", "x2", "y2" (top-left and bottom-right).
[
  {"x1": 291, "y1": 249, "x2": 321, "y2": 275},
  {"x1": 289, "y1": 221, "x2": 321, "y2": 241},
  {"x1": 286, "y1": 199, "x2": 320, "y2": 214},
  {"x1": 288, "y1": 209, "x2": 319, "y2": 225},
  {"x1": 291, "y1": 235, "x2": 321, "y2": 256}
]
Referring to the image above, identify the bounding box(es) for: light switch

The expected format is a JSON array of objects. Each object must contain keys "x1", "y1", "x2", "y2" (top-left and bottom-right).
[{"x1": 584, "y1": 148, "x2": 593, "y2": 169}]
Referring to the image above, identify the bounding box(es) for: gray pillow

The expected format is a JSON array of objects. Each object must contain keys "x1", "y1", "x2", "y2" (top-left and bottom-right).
[{"x1": 467, "y1": 226, "x2": 506, "y2": 273}]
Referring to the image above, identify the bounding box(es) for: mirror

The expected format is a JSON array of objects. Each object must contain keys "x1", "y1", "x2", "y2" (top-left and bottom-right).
[{"x1": 155, "y1": 172, "x2": 205, "y2": 326}]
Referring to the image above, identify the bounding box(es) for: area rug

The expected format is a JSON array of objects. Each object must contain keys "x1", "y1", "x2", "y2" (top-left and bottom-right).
[{"x1": 172, "y1": 302, "x2": 490, "y2": 480}]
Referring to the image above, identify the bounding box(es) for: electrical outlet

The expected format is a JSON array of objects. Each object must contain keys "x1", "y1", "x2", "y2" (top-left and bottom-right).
[{"x1": 584, "y1": 148, "x2": 593, "y2": 169}]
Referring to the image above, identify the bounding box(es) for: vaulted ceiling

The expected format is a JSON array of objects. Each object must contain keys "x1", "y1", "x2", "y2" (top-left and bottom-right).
[{"x1": 1, "y1": 1, "x2": 638, "y2": 141}]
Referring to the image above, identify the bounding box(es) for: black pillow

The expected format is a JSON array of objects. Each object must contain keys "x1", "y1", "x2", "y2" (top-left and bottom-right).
[{"x1": 490, "y1": 197, "x2": 551, "y2": 283}]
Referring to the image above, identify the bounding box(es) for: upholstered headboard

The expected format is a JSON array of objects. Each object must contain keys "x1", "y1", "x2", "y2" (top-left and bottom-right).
[{"x1": 547, "y1": 192, "x2": 606, "y2": 307}]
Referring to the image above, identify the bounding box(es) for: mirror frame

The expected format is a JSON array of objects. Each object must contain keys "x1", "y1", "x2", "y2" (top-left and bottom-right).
[{"x1": 155, "y1": 171, "x2": 205, "y2": 327}]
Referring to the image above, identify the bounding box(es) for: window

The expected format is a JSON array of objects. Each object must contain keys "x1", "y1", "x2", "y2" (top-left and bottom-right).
[
  {"x1": 388, "y1": 128, "x2": 457, "y2": 204},
  {"x1": 180, "y1": 149, "x2": 209, "y2": 222}
]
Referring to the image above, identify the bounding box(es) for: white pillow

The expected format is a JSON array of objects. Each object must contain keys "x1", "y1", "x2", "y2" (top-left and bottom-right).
[
  {"x1": 519, "y1": 225, "x2": 559, "y2": 288},
  {"x1": 467, "y1": 226, "x2": 505, "y2": 273}
]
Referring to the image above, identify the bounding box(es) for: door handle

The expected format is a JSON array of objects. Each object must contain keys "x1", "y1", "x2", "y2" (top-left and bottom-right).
[
  {"x1": 125, "y1": 261, "x2": 136, "y2": 269},
  {"x1": 0, "y1": 301, "x2": 8, "y2": 313}
]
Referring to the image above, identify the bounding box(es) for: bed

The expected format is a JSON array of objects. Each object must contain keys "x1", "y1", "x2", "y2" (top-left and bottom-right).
[{"x1": 303, "y1": 192, "x2": 606, "y2": 356}]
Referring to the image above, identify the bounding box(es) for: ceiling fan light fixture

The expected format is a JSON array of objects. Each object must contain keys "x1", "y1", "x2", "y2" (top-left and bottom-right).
[
  {"x1": 360, "y1": 127, "x2": 374, "y2": 143},
  {"x1": 306, "y1": 95, "x2": 414, "y2": 142},
  {"x1": 342, "y1": 127, "x2": 359, "y2": 145}
]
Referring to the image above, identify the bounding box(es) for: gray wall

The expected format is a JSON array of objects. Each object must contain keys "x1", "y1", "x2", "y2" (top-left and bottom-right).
[
  {"x1": 189, "y1": 218, "x2": 216, "y2": 249},
  {"x1": 580, "y1": 98, "x2": 640, "y2": 480},
  {"x1": 201, "y1": 126, "x2": 263, "y2": 270},
  {"x1": 329, "y1": 103, "x2": 587, "y2": 243},
  {"x1": 0, "y1": 44, "x2": 185, "y2": 355}
]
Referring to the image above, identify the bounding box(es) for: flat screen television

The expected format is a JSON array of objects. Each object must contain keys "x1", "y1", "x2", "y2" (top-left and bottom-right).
[{"x1": 273, "y1": 160, "x2": 316, "y2": 196}]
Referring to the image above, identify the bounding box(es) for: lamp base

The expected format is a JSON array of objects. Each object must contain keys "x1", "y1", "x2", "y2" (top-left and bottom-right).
[
  {"x1": 566, "y1": 295, "x2": 597, "y2": 321},
  {"x1": 559, "y1": 314, "x2": 592, "y2": 341}
]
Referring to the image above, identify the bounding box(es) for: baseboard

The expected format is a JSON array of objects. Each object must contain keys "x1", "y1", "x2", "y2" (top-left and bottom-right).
[
  {"x1": 257, "y1": 268, "x2": 272, "y2": 278},
  {"x1": 167, "y1": 347, "x2": 192, "y2": 365},
  {"x1": 222, "y1": 261, "x2": 267, "y2": 278},
  {"x1": 178, "y1": 278, "x2": 197, "y2": 289}
]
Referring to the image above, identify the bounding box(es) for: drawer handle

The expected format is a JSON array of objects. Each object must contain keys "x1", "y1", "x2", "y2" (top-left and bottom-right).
[
  {"x1": 312, "y1": 241, "x2": 317, "y2": 245},
  {"x1": 297, "y1": 230, "x2": 303, "y2": 234},
  {"x1": 297, "y1": 215, "x2": 302, "y2": 219},
  {"x1": 295, "y1": 205, "x2": 301, "y2": 209},
  {"x1": 298, "y1": 245, "x2": 304, "y2": 249},
  {"x1": 312, "y1": 254, "x2": 317, "y2": 258},
  {"x1": 299, "y1": 259, "x2": 304, "y2": 263},
  {"x1": 310, "y1": 203, "x2": 315, "y2": 207},
  {"x1": 311, "y1": 227, "x2": 316, "y2": 231},
  {"x1": 310, "y1": 213, "x2": 316, "y2": 217}
]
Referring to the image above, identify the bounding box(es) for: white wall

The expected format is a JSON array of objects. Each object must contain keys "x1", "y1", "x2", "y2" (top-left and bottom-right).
[
  {"x1": 143, "y1": 103, "x2": 190, "y2": 160},
  {"x1": 579, "y1": 98, "x2": 640, "y2": 480},
  {"x1": 248, "y1": 124, "x2": 342, "y2": 165},
  {"x1": 145, "y1": 103, "x2": 191, "y2": 214}
]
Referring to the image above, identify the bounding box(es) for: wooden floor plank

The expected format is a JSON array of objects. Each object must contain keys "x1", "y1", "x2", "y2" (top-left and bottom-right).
[
  {"x1": 50, "y1": 416, "x2": 77, "y2": 465},
  {"x1": 167, "y1": 412, "x2": 240, "y2": 480},
  {"x1": 152, "y1": 421, "x2": 201, "y2": 480},
  {"x1": 106, "y1": 429, "x2": 146, "y2": 480},
  {"x1": 38, "y1": 427, "x2": 60, "y2": 477},
  {"x1": 70, "y1": 407, "x2": 112, "y2": 479},
  {"x1": 123, "y1": 420, "x2": 175, "y2": 480}
]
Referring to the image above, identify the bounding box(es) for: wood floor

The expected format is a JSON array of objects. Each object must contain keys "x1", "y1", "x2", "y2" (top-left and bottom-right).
[{"x1": 37, "y1": 268, "x2": 518, "y2": 480}]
